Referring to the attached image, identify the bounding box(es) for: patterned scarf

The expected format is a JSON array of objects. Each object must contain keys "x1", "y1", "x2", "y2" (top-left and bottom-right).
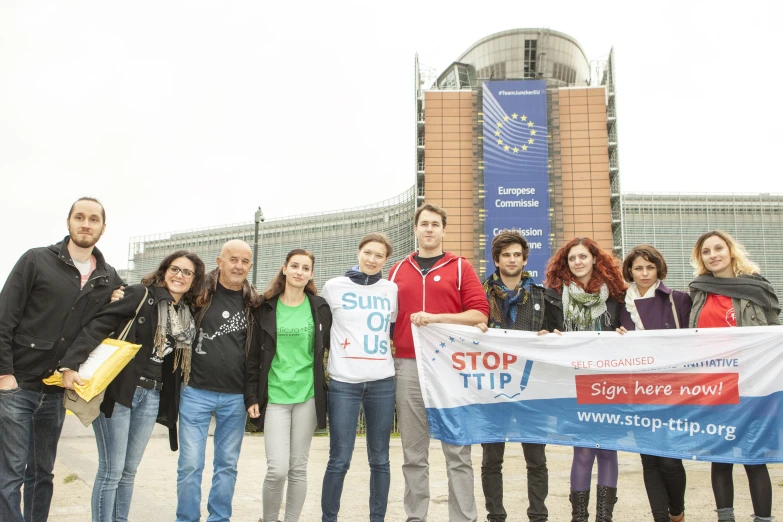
[
  {"x1": 154, "y1": 300, "x2": 197, "y2": 385},
  {"x1": 561, "y1": 281, "x2": 609, "y2": 331},
  {"x1": 484, "y1": 270, "x2": 535, "y2": 329}
]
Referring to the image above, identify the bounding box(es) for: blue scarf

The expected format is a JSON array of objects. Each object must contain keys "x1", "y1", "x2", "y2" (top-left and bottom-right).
[{"x1": 345, "y1": 265, "x2": 382, "y2": 286}]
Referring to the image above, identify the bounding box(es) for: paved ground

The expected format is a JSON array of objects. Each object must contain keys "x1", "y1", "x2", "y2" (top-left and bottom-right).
[{"x1": 49, "y1": 416, "x2": 783, "y2": 521}]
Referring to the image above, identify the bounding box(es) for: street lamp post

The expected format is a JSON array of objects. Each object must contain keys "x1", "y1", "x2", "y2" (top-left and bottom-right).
[{"x1": 252, "y1": 206, "x2": 265, "y2": 287}]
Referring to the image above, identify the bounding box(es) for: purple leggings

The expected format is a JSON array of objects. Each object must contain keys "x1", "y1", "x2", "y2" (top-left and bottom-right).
[{"x1": 570, "y1": 447, "x2": 618, "y2": 490}]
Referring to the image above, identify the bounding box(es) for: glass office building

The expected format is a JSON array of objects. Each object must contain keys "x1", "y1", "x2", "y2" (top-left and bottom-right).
[
  {"x1": 621, "y1": 193, "x2": 783, "y2": 297},
  {"x1": 439, "y1": 29, "x2": 591, "y2": 88},
  {"x1": 125, "y1": 188, "x2": 416, "y2": 290}
]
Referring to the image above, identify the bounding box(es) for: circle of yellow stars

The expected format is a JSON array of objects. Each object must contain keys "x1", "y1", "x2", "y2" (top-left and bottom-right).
[{"x1": 493, "y1": 113, "x2": 537, "y2": 153}]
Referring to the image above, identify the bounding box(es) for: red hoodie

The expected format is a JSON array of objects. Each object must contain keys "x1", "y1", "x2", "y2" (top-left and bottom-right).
[{"x1": 389, "y1": 252, "x2": 489, "y2": 359}]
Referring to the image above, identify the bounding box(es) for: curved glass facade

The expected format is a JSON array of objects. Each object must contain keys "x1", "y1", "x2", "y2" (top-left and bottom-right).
[{"x1": 444, "y1": 29, "x2": 590, "y2": 87}]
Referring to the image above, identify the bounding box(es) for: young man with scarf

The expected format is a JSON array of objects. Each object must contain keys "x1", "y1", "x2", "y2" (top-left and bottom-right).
[
  {"x1": 475, "y1": 230, "x2": 549, "y2": 522},
  {"x1": 175, "y1": 240, "x2": 260, "y2": 522}
]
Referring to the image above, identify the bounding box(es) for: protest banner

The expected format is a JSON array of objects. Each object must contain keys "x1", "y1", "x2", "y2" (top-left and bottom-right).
[{"x1": 411, "y1": 324, "x2": 783, "y2": 464}]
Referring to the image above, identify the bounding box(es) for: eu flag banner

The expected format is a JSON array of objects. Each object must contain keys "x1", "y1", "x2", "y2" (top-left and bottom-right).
[
  {"x1": 482, "y1": 80, "x2": 550, "y2": 281},
  {"x1": 412, "y1": 324, "x2": 783, "y2": 464}
]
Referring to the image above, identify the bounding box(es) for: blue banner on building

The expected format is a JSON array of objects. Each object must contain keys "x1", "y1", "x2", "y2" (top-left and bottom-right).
[{"x1": 482, "y1": 80, "x2": 550, "y2": 281}]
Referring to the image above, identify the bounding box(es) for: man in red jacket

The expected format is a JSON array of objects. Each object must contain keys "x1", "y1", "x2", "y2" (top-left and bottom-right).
[{"x1": 389, "y1": 203, "x2": 489, "y2": 522}]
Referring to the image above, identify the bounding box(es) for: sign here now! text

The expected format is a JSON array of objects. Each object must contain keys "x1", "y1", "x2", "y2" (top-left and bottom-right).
[{"x1": 575, "y1": 373, "x2": 740, "y2": 405}]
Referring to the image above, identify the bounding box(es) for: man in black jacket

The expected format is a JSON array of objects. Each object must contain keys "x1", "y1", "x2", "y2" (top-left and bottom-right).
[
  {"x1": 477, "y1": 231, "x2": 549, "y2": 522},
  {"x1": 0, "y1": 197, "x2": 123, "y2": 522}
]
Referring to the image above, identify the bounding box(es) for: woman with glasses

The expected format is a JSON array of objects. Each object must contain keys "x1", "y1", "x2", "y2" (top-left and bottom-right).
[
  {"x1": 542, "y1": 237, "x2": 626, "y2": 522},
  {"x1": 246, "y1": 249, "x2": 332, "y2": 522},
  {"x1": 688, "y1": 230, "x2": 779, "y2": 522},
  {"x1": 616, "y1": 245, "x2": 692, "y2": 522},
  {"x1": 60, "y1": 251, "x2": 205, "y2": 522}
]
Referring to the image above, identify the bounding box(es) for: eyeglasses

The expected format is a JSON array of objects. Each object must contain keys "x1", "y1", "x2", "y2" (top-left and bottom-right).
[{"x1": 168, "y1": 265, "x2": 195, "y2": 279}]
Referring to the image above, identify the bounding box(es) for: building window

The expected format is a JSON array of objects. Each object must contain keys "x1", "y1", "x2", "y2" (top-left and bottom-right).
[
  {"x1": 439, "y1": 69, "x2": 458, "y2": 89},
  {"x1": 457, "y1": 65, "x2": 471, "y2": 88},
  {"x1": 524, "y1": 39, "x2": 537, "y2": 78}
]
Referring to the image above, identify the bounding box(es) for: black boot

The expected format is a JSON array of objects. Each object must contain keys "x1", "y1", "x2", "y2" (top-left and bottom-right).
[
  {"x1": 595, "y1": 485, "x2": 618, "y2": 522},
  {"x1": 569, "y1": 489, "x2": 590, "y2": 522}
]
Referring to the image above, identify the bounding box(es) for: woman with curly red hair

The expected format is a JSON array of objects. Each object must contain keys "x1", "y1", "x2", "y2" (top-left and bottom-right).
[{"x1": 543, "y1": 237, "x2": 626, "y2": 522}]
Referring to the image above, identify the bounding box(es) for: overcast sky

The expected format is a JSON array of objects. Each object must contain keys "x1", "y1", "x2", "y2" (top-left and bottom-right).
[{"x1": 1, "y1": 0, "x2": 781, "y2": 279}]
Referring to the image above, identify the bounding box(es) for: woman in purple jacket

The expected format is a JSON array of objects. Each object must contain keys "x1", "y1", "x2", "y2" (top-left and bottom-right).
[{"x1": 617, "y1": 245, "x2": 692, "y2": 522}]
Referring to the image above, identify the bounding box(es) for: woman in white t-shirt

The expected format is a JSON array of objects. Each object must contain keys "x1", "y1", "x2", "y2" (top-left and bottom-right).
[{"x1": 320, "y1": 233, "x2": 398, "y2": 522}]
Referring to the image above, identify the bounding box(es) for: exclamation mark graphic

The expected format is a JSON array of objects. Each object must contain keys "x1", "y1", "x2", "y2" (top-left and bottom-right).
[{"x1": 519, "y1": 360, "x2": 534, "y2": 391}]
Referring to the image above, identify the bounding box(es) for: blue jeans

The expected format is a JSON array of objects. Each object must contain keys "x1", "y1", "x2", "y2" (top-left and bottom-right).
[
  {"x1": 175, "y1": 386, "x2": 246, "y2": 522},
  {"x1": 321, "y1": 377, "x2": 395, "y2": 522},
  {"x1": 0, "y1": 387, "x2": 65, "y2": 522},
  {"x1": 91, "y1": 387, "x2": 160, "y2": 522}
]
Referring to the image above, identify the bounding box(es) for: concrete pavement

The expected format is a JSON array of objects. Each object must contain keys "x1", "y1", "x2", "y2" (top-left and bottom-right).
[{"x1": 49, "y1": 415, "x2": 783, "y2": 521}]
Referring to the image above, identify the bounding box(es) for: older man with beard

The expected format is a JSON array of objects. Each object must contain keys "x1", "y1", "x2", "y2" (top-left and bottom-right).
[
  {"x1": 175, "y1": 240, "x2": 260, "y2": 522},
  {"x1": 0, "y1": 197, "x2": 123, "y2": 522}
]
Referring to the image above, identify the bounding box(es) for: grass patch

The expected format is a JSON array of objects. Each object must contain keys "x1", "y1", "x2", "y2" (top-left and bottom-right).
[
  {"x1": 63, "y1": 473, "x2": 78, "y2": 484},
  {"x1": 778, "y1": 480, "x2": 783, "y2": 487}
]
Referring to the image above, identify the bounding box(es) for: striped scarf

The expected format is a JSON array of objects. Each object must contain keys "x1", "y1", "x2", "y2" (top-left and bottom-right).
[{"x1": 484, "y1": 270, "x2": 534, "y2": 329}]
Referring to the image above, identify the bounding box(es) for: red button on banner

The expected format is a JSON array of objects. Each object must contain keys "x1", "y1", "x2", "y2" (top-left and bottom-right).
[{"x1": 574, "y1": 373, "x2": 740, "y2": 405}]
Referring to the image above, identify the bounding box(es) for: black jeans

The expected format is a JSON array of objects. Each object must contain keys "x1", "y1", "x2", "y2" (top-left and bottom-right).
[
  {"x1": 640, "y1": 454, "x2": 686, "y2": 521},
  {"x1": 712, "y1": 462, "x2": 772, "y2": 518},
  {"x1": 481, "y1": 442, "x2": 548, "y2": 522}
]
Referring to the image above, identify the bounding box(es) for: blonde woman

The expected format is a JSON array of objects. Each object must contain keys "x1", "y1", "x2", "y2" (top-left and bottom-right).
[{"x1": 689, "y1": 230, "x2": 780, "y2": 522}]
